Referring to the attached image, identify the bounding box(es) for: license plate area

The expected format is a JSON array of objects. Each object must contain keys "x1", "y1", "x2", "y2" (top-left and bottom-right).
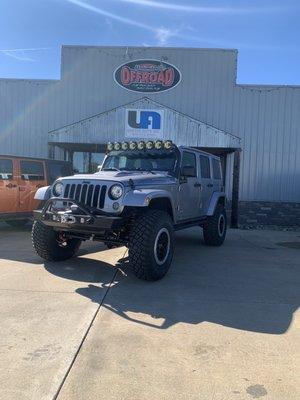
[{"x1": 52, "y1": 212, "x2": 93, "y2": 225}]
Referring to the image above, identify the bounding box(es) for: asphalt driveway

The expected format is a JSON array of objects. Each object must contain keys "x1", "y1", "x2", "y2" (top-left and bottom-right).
[{"x1": 0, "y1": 222, "x2": 299, "y2": 400}]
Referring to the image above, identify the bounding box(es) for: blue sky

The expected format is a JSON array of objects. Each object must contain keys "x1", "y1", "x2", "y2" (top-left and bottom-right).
[{"x1": 0, "y1": 0, "x2": 299, "y2": 84}]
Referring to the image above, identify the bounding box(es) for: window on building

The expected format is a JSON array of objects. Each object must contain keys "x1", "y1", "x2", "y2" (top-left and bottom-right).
[
  {"x1": 0, "y1": 159, "x2": 13, "y2": 180},
  {"x1": 212, "y1": 159, "x2": 222, "y2": 180},
  {"x1": 200, "y1": 155, "x2": 211, "y2": 179},
  {"x1": 47, "y1": 162, "x2": 73, "y2": 184},
  {"x1": 20, "y1": 160, "x2": 44, "y2": 181}
]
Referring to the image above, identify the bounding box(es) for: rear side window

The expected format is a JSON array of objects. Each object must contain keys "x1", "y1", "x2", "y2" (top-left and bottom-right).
[
  {"x1": 200, "y1": 155, "x2": 211, "y2": 179},
  {"x1": 48, "y1": 162, "x2": 73, "y2": 184},
  {"x1": 0, "y1": 159, "x2": 13, "y2": 180},
  {"x1": 212, "y1": 159, "x2": 222, "y2": 180},
  {"x1": 20, "y1": 161, "x2": 44, "y2": 181}
]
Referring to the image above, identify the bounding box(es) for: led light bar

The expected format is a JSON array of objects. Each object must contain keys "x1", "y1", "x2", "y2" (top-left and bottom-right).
[{"x1": 106, "y1": 140, "x2": 174, "y2": 152}]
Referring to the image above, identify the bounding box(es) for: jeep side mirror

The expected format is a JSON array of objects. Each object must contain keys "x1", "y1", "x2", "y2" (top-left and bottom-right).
[{"x1": 181, "y1": 165, "x2": 196, "y2": 177}]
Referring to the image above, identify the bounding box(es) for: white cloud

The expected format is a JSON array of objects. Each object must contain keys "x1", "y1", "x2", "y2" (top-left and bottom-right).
[
  {"x1": 0, "y1": 47, "x2": 51, "y2": 62},
  {"x1": 109, "y1": 0, "x2": 268, "y2": 14},
  {"x1": 155, "y1": 27, "x2": 174, "y2": 45},
  {"x1": 109, "y1": 0, "x2": 296, "y2": 14}
]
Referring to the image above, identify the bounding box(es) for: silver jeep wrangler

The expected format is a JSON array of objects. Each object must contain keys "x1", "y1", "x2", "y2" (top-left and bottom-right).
[{"x1": 32, "y1": 140, "x2": 227, "y2": 281}]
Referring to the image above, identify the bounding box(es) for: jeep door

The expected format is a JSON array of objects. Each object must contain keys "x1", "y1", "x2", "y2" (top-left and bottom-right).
[
  {"x1": 177, "y1": 151, "x2": 201, "y2": 220},
  {"x1": 198, "y1": 154, "x2": 214, "y2": 214},
  {"x1": 0, "y1": 157, "x2": 19, "y2": 213},
  {"x1": 18, "y1": 159, "x2": 47, "y2": 212}
]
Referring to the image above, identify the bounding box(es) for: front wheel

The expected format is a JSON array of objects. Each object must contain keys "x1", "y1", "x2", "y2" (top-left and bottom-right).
[
  {"x1": 203, "y1": 205, "x2": 227, "y2": 246},
  {"x1": 129, "y1": 210, "x2": 174, "y2": 281},
  {"x1": 32, "y1": 221, "x2": 81, "y2": 261}
]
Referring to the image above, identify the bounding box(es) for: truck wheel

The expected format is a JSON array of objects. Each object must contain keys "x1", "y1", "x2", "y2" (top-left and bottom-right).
[
  {"x1": 6, "y1": 219, "x2": 29, "y2": 228},
  {"x1": 32, "y1": 221, "x2": 81, "y2": 261},
  {"x1": 203, "y1": 205, "x2": 227, "y2": 246},
  {"x1": 129, "y1": 210, "x2": 174, "y2": 281}
]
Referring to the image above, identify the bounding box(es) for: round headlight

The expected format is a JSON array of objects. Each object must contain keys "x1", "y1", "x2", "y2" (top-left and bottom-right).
[
  {"x1": 53, "y1": 181, "x2": 63, "y2": 197},
  {"x1": 109, "y1": 184, "x2": 123, "y2": 200}
]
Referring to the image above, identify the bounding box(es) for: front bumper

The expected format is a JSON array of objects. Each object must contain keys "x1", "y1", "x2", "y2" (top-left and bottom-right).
[{"x1": 33, "y1": 198, "x2": 124, "y2": 233}]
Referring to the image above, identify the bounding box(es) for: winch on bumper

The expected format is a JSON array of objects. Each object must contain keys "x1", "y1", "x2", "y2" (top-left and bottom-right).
[{"x1": 34, "y1": 198, "x2": 124, "y2": 233}]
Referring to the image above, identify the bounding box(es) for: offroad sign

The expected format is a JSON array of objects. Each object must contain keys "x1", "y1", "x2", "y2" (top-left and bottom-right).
[{"x1": 114, "y1": 59, "x2": 181, "y2": 93}]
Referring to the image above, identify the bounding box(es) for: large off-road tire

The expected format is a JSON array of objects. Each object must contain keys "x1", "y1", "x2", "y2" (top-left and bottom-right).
[
  {"x1": 129, "y1": 210, "x2": 174, "y2": 281},
  {"x1": 32, "y1": 221, "x2": 81, "y2": 261},
  {"x1": 6, "y1": 219, "x2": 29, "y2": 228},
  {"x1": 203, "y1": 205, "x2": 227, "y2": 246}
]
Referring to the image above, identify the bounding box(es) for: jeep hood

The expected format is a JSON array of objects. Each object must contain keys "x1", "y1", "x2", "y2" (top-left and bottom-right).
[{"x1": 59, "y1": 171, "x2": 176, "y2": 186}]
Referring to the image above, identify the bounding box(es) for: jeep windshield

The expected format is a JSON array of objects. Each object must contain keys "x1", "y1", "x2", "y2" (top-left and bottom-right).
[{"x1": 102, "y1": 150, "x2": 177, "y2": 173}]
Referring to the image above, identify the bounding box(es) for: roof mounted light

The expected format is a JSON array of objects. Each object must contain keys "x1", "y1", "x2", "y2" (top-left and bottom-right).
[
  {"x1": 155, "y1": 140, "x2": 163, "y2": 149},
  {"x1": 146, "y1": 141, "x2": 154, "y2": 150},
  {"x1": 107, "y1": 142, "x2": 114, "y2": 152},
  {"x1": 164, "y1": 140, "x2": 173, "y2": 149},
  {"x1": 129, "y1": 141, "x2": 137, "y2": 150},
  {"x1": 114, "y1": 142, "x2": 121, "y2": 151},
  {"x1": 121, "y1": 142, "x2": 129, "y2": 150},
  {"x1": 137, "y1": 141, "x2": 145, "y2": 150}
]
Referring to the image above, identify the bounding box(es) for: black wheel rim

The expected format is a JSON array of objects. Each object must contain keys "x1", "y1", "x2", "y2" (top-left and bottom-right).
[{"x1": 154, "y1": 228, "x2": 170, "y2": 265}]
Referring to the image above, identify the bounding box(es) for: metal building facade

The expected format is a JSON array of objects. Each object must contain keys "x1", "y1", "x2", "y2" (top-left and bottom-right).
[{"x1": 0, "y1": 46, "x2": 299, "y2": 225}]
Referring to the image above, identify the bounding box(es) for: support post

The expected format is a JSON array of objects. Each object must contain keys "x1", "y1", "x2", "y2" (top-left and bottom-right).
[{"x1": 231, "y1": 150, "x2": 241, "y2": 228}]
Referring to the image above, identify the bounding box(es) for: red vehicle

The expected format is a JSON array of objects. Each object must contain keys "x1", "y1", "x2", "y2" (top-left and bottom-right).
[{"x1": 0, "y1": 155, "x2": 73, "y2": 227}]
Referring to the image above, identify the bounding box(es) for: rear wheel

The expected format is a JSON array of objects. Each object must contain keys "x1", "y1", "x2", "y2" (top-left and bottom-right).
[
  {"x1": 32, "y1": 221, "x2": 81, "y2": 261},
  {"x1": 203, "y1": 205, "x2": 227, "y2": 246},
  {"x1": 6, "y1": 219, "x2": 29, "y2": 228},
  {"x1": 129, "y1": 210, "x2": 174, "y2": 281}
]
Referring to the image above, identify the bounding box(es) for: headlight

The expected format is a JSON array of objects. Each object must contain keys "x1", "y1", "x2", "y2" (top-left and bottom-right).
[
  {"x1": 109, "y1": 184, "x2": 123, "y2": 200},
  {"x1": 114, "y1": 142, "x2": 121, "y2": 151},
  {"x1": 53, "y1": 181, "x2": 63, "y2": 197}
]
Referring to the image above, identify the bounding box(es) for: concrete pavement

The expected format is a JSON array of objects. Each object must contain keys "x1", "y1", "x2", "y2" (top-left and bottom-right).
[{"x1": 0, "y1": 222, "x2": 299, "y2": 399}]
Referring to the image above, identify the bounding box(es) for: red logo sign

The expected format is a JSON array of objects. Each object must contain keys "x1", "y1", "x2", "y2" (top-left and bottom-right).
[{"x1": 114, "y1": 59, "x2": 181, "y2": 93}]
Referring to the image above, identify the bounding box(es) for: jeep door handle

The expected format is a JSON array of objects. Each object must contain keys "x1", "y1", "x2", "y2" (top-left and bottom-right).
[
  {"x1": 207, "y1": 183, "x2": 213, "y2": 188},
  {"x1": 6, "y1": 183, "x2": 17, "y2": 188},
  {"x1": 194, "y1": 183, "x2": 202, "y2": 188}
]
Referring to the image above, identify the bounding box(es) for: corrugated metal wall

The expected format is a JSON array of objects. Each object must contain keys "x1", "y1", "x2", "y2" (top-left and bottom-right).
[{"x1": 0, "y1": 46, "x2": 299, "y2": 202}]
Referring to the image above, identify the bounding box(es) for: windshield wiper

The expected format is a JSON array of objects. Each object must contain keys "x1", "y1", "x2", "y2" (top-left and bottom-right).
[{"x1": 102, "y1": 167, "x2": 120, "y2": 171}]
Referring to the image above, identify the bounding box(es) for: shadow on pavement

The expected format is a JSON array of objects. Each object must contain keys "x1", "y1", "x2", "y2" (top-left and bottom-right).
[{"x1": 74, "y1": 230, "x2": 300, "y2": 335}]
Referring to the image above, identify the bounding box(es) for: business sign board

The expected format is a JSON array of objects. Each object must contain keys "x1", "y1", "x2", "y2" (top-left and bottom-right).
[
  {"x1": 125, "y1": 109, "x2": 164, "y2": 139},
  {"x1": 114, "y1": 59, "x2": 181, "y2": 93}
]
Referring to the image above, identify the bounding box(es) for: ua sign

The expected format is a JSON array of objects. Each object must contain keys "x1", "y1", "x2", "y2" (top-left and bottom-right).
[{"x1": 125, "y1": 109, "x2": 164, "y2": 139}]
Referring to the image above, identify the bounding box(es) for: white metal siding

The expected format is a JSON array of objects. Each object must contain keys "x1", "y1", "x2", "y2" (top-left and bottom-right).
[{"x1": 0, "y1": 46, "x2": 299, "y2": 202}]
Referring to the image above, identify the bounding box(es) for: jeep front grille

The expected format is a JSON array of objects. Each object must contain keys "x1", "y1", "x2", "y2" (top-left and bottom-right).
[{"x1": 63, "y1": 184, "x2": 107, "y2": 209}]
